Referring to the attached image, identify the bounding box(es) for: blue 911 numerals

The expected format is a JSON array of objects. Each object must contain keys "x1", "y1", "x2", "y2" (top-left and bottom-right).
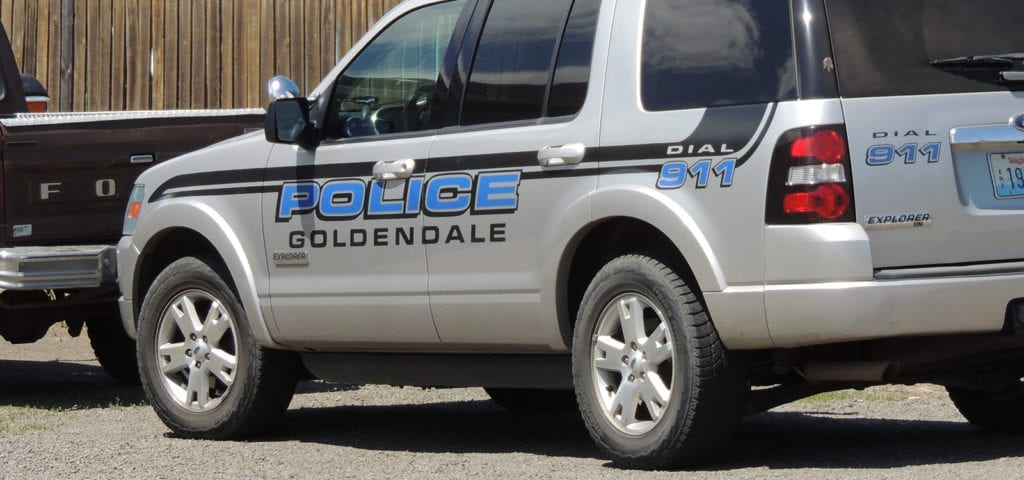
[
  {"x1": 866, "y1": 143, "x2": 941, "y2": 166},
  {"x1": 657, "y1": 158, "x2": 736, "y2": 189}
]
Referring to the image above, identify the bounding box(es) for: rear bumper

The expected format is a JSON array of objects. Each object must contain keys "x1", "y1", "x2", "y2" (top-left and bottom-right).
[
  {"x1": 764, "y1": 270, "x2": 1024, "y2": 348},
  {"x1": 0, "y1": 245, "x2": 117, "y2": 290}
]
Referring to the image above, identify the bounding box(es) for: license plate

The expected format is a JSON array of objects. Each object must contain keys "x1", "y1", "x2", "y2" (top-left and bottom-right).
[{"x1": 988, "y1": 152, "x2": 1024, "y2": 199}]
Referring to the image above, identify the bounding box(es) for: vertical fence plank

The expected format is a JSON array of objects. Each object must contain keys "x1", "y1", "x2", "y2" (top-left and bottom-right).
[
  {"x1": 46, "y1": 0, "x2": 61, "y2": 107},
  {"x1": 218, "y1": 0, "x2": 231, "y2": 109},
  {"x1": 259, "y1": 0, "x2": 274, "y2": 106},
  {"x1": 126, "y1": 0, "x2": 152, "y2": 110},
  {"x1": 71, "y1": 0, "x2": 86, "y2": 110},
  {"x1": 111, "y1": 0, "x2": 125, "y2": 110},
  {"x1": 189, "y1": 0, "x2": 204, "y2": 108},
  {"x1": 235, "y1": 0, "x2": 252, "y2": 107}
]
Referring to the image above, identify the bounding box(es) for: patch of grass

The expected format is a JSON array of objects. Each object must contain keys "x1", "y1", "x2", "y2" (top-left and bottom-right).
[
  {"x1": 7, "y1": 385, "x2": 148, "y2": 412},
  {"x1": 0, "y1": 406, "x2": 57, "y2": 434},
  {"x1": 799, "y1": 387, "x2": 911, "y2": 405}
]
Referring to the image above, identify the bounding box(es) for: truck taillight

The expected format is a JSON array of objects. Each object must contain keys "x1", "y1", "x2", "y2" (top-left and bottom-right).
[{"x1": 766, "y1": 125, "x2": 855, "y2": 224}]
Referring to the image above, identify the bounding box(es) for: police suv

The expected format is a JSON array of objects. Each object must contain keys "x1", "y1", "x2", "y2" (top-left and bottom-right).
[{"x1": 117, "y1": 0, "x2": 1024, "y2": 468}]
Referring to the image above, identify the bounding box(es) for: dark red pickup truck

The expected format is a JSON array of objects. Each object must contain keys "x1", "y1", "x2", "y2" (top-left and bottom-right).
[{"x1": 0, "y1": 25, "x2": 263, "y2": 382}]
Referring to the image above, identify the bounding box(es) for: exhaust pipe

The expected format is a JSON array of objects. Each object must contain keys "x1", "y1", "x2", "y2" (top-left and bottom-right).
[{"x1": 801, "y1": 361, "x2": 900, "y2": 383}]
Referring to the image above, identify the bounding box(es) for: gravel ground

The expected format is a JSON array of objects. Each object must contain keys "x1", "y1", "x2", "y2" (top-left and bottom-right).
[{"x1": 2, "y1": 326, "x2": 1024, "y2": 479}]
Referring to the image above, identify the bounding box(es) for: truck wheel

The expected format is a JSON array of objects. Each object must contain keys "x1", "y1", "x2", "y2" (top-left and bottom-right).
[
  {"x1": 484, "y1": 387, "x2": 577, "y2": 413},
  {"x1": 136, "y1": 256, "x2": 297, "y2": 439},
  {"x1": 947, "y1": 380, "x2": 1024, "y2": 433},
  {"x1": 86, "y1": 316, "x2": 141, "y2": 385},
  {"x1": 572, "y1": 254, "x2": 745, "y2": 469}
]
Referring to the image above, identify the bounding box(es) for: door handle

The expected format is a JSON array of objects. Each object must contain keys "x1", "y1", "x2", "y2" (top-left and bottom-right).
[
  {"x1": 538, "y1": 143, "x2": 586, "y2": 167},
  {"x1": 372, "y1": 158, "x2": 416, "y2": 181}
]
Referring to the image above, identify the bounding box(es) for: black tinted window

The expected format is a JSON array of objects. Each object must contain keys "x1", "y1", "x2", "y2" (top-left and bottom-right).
[
  {"x1": 642, "y1": 0, "x2": 796, "y2": 111},
  {"x1": 461, "y1": 0, "x2": 574, "y2": 125},
  {"x1": 825, "y1": 0, "x2": 1024, "y2": 97},
  {"x1": 547, "y1": 0, "x2": 601, "y2": 117}
]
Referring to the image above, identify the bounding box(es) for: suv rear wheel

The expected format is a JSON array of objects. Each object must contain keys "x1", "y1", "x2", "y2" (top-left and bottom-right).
[
  {"x1": 137, "y1": 256, "x2": 297, "y2": 439},
  {"x1": 572, "y1": 254, "x2": 745, "y2": 468}
]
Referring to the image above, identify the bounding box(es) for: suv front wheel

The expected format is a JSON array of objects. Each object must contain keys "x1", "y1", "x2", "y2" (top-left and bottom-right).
[
  {"x1": 137, "y1": 256, "x2": 297, "y2": 439},
  {"x1": 572, "y1": 254, "x2": 746, "y2": 468}
]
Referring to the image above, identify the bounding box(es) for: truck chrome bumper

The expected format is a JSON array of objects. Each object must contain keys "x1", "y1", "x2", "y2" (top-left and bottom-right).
[{"x1": 0, "y1": 245, "x2": 117, "y2": 289}]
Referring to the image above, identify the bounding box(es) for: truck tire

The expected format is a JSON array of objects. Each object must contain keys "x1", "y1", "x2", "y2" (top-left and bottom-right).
[
  {"x1": 86, "y1": 316, "x2": 141, "y2": 385},
  {"x1": 572, "y1": 254, "x2": 746, "y2": 469},
  {"x1": 136, "y1": 256, "x2": 297, "y2": 439},
  {"x1": 483, "y1": 387, "x2": 577, "y2": 413},
  {"x1": 947, "y1": 381, "x2": 1024, "y2": 433}
]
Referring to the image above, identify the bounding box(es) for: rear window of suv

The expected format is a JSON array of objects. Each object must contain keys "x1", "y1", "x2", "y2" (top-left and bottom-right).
[
  {"x1": 826, "y1": 0, "x2": 1024, "y2": 97},
  {"x1": 641, "y1": 0, "x2": 796, "y2": 112}
]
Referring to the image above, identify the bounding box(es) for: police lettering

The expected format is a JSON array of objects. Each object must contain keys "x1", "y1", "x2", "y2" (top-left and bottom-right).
[
  {"x1": 288, "y1": 223, "x2": 508, "y2": 248},
  {"x1": 277, "y1": 171, "x2": 521, "y2": 221}
]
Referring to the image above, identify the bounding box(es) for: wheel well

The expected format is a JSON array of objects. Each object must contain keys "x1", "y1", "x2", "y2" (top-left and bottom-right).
[
  {"x1": 559, "y1": 217, "x2": 703, "y2": 347},
  {"x1": 133, "y1": 228, "x2": 226, "y2": 325}
]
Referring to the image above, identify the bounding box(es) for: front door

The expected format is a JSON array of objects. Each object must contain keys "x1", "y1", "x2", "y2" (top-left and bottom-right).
[{"x1": 262, "y1": 0, "x2": 470, "y2": 349}]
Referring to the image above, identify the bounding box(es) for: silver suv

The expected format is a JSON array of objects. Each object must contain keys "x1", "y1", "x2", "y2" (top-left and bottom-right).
[{"x1": 117, "y1": 0, "x2": 1024, "y2": 468}]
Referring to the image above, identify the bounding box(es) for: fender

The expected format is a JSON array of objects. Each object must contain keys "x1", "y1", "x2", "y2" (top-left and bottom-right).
[
  {"x1": 536, "y1": 185, "x2": 731, "y2": 350},
  {"x1": 538, "y1": 190, "x2": 593, "y2": 350},
  {"x1": 590, "y1": 185, "x2": 727, "y2": 292},
  {"x1": 130, "y1": 199, "x2": 284, "y2": 349}
]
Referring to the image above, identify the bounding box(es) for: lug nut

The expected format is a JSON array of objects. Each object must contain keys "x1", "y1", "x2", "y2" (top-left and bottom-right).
[
  {"x1": 630, "y1": 342, "x2": 638, "y2": 351},
  {"x1": 185, "y1": 349, "x2": 192, "y2": 357},
  {"x1": 621, "y1": 355, "x2": 629, "y2": 364},
  {"x1": 205, "y1": 353, "x2": 211, "y2": 360},
  {"x1": 190, "y1": 334, "x2": 197, "y2": 341},
  {"x1": 195, "y1": 362, "x2": 202, "y2": 368},
  {"x1": 628, "y1": 375, "x2": 635, "y2": 382}
]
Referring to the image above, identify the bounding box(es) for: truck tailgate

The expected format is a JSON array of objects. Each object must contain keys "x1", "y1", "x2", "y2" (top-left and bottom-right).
[{"x1": 0, "y1": 110, "x2": 263, "y2": 246}]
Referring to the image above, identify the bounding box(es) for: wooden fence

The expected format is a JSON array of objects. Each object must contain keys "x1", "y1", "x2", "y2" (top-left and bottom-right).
[{"x1": 0, "y1": 0, "x2": 402, "y2": 112}]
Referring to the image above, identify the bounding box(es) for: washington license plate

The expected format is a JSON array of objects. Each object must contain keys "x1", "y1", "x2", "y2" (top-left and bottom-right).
[{"x1": 989, "y1": 152, "x2": 1024, "y2": 199}]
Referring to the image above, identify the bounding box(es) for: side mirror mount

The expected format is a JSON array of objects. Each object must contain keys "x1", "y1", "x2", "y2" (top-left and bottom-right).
[{"x1": 266, "y1": 97, "x2": 315, "y2": 149}]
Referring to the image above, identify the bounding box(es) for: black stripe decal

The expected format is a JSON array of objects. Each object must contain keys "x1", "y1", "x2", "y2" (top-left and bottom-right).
[
  {"x1": 735, "y1": 102, "x2": 777, "y2": 167},
  {"x1": 151, "y1": 103, "x2": 778, "y2": 202},
  {"x1": 599, "y1": 103, "x2": 770, "y2": 162}
]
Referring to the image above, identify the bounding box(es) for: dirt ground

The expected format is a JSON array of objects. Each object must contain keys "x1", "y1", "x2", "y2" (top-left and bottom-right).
[{"x1": 2, "y1": 325, "x2": 1024, "y2": 479}]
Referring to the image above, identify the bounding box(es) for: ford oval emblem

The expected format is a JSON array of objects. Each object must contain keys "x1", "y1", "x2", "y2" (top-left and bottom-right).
[{"x1": 1013, "y1": 113, "x2": 1024, "y2": 132}]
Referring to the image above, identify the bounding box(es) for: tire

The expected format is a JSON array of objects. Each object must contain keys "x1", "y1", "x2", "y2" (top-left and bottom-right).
[
  {"x1": 136, "y1": 256, "x2": 298, "y2": 439},
  {"x1": 572, "y1": 254, "x2": 746, "y2": 469},
  {"x1": 484, "y1": 387, "x2": 578, "y2": 414},
  {"x1": 947, "y1": 381, "x2": 1024, "y2": 433},
  {"x1": 86, "y1": 316, "x2": 141, "y2": 385}
]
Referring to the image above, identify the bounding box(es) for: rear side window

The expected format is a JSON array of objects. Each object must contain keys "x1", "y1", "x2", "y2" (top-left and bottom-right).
[
  {"x1": 461, "y1": 0, "x2": 594, "y2": 125},
  {"x1": 825, "y1": 0, "x2": 1024, "y2": 97},
  {"x1": 641, "y1": 0, "x2": 796, "y2": 111}
]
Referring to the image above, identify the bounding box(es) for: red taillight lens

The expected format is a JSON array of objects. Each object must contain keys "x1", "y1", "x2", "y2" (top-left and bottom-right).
[
  {"x1": 766, "y1": 125, "x2": 855, "y2": 224},
  {"x1": 783, "y1": 183, "x2": 849, "y2": 219},
  {"x1": 789, "y1": 129, "x2": 846, "y2": 164}
]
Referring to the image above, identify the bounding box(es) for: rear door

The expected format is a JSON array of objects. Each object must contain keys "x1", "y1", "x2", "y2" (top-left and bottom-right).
[
  {"x1": 424, "y1": 0, "x2": 604, "y2": 347},
  {"x1": 826, "y1": 0, "x2": 1024, "y2": 269}
]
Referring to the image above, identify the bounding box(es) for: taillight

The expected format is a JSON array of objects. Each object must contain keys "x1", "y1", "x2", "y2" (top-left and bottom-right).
[{"x1": 766, "y1": 125, "x2": 855, "y2": 224}]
